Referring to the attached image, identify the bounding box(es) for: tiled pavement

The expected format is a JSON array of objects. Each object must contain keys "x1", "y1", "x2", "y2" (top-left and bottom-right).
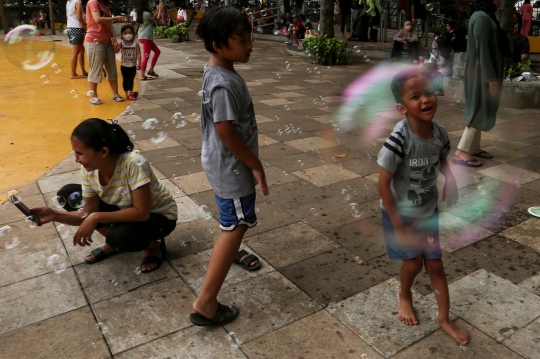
[{"x1": 1, "y1": 38, "x2": 540, "y2": 358}]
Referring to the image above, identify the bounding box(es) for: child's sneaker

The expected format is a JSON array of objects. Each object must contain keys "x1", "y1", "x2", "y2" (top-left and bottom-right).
[{"x1": 284, "y1": 39, "x2": 292, "y2": 44}]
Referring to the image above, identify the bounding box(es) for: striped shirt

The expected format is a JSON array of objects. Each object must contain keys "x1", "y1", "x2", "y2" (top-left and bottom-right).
[
  {"x1": 377, "y1": 118, "x2": 450, "y2": 218},
  {"x1": 81, "y1": 152, "x2": 178, "y2": 220}
]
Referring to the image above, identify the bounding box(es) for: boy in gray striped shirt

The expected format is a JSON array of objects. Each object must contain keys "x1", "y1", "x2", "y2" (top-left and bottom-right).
[{"x1": 377, "y1": 69, "x2": 469, "y2": 346}]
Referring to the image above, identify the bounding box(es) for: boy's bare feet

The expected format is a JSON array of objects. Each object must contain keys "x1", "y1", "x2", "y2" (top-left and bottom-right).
[
  {"x1": 438, "y1": 318, "x2": 470, "y2": 345},
  {"x1": 397, "y1": 292, "x2": 419, "y2": 325}
]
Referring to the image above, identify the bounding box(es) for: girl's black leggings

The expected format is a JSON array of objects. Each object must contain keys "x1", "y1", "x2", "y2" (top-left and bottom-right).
[
  {"x1": 58, "y1": 184, "x2": 176, "y2": 252},
  {"x1": 120, "y1": 65, "x2": 137, "y2": 92}
]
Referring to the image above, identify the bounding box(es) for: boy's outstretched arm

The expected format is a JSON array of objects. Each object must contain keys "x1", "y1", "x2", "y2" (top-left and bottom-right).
[
  {"x1": 216, "y1": 121, "x2": 269, "y2": 196},
  {"x1": 379, "y1": 167, "x2": 416, "y2": 246},
  {"x1": 440, "y1": 158, "x2": 458, "y2": 206}
]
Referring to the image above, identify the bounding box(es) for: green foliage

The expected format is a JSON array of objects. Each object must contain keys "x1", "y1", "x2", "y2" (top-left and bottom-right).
[
  {"x1": 153, "y1": 23, "x2": 188, "y2": 42},
  {"x1": 303, "y1": 35, "x2": 351, "y2": 65},
  {"x1": 506, "y1": 59, "x2": 532, "y2": 77}
]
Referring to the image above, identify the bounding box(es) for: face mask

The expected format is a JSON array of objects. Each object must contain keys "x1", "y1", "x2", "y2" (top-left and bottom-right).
[{"x1": 123, "y1": 34, "x2": 133, "y2": 41}]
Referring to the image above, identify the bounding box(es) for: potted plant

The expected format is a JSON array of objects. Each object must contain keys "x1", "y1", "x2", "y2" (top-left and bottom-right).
[{"x1": 303, "y1": 35, "x2": 351, "y2": 66}]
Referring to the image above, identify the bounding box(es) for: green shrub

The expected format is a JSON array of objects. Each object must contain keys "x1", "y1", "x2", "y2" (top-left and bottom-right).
[
  {"x1": 153, "y1": 23, "x2": 188, "y2": 42},
  {"x1": 303, "y1": 35, "x2": 351, "y2": 65}
]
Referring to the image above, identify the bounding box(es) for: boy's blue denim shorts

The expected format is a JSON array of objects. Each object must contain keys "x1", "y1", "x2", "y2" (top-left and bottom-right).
[
  {"x1": 215, "y1": 192, "x2": 258, "y2": 231},
  {"x1": 381, "y1": 208, "x2": 442, "y2": 261}
]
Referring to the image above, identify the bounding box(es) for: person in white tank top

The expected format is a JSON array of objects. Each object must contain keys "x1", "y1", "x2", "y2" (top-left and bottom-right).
[
  {"x1": 114, "y1": 24, "x2": 141, "y2": 101},
  {"x1": 66, "y1": 0, "x2": 88, "y2": 79}
]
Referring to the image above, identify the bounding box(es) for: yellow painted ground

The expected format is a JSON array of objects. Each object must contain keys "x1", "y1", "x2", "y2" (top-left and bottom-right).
[{"x1": 0, "y1": 37, "x2": 127, "y2": 202}]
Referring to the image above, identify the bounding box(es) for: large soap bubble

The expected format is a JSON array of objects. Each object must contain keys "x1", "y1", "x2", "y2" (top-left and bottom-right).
[{"x1": 3, "y1": 25, "x2": 55, "y2": 70}]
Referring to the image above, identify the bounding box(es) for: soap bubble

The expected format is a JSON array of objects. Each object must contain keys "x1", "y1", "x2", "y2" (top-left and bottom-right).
[
  {"x1": 109, "y1": 279, "x2": 118, "y2": 286},
  {"x1": 50, "y1": 195, "x2": 66, "y2": 209},
  {"x1": 95, "y1": 322, "x2": 108, "y2": 334},
  {"x1": 197, "y1": 90, "x2": 211, "y2": 104},
  {"x1": 298, "y1": 160, "x2": 304, "y2": 166},
  {"x1": 151, "y1": 131, "x2": 167, "y2": 144},
  {"x1": 69, "y1": 89, "x2": 78, "y2": 98},
  {"x1": 310, "y1": 207, "x2": 319, "y2": 216},
  {"x1": 68, "y1": 191, "x2": 85, "y2": 209},
  {"x1": 349, "y1": 203, "x2": 363, "y2": 218},
  {"x1": 8, "y1": 189, "x2": 22, "y2": 203},
  {"x1": 40, "y1": 74, "x2": 49, "y2": 83},
  {"x1": 25, "y1": 215, "x2": 39, "y2": 229},
  {"x1": 199, "y1": 205, "x2": 212, "y2": 220},
  {"x1": 50, "y1": 63, "x2": 61, "y2": 73},
  {"x1": 142, "y1": 118, "x2": 159, "y2": 130},
  {"x1": 127, "y1": 130, "x2": 136, "y2": 140},
  {"x1": 172, "y1": 112, "x2": 183, "y2": 121},
  {"x1": 227, "y1": 332, "x2": 240, "y2": 347},
  {"x1": 134, "y1": 267, "x2": 142, "y2": 275},
  {"x1": 284, "y1": 104, "x2": 290, "y2": 110},
  {"x1": 77, "y1": 208, "x2": 88, "y2": 218},
  {"x1": 0, "y1": 225, "x2": 21, "y2": 250},
  {"x1": 56, "y1": 224, "x2": 71, "y2": 239},
  {"x1": 125, "y1": 105, "x2": 134, "y2": 114},
  {"x1": 426, "y1": 3, "x2": 435, "y2": 12},
  {"x1": 3, "y1": 25, "x2": 55, "y2": 70},
  {"x1": 47, "y1": 254, "x2": 67, "y2": 274},
  {"x1": 119, "y1": 187, "x2": 127, "y2": 196}
]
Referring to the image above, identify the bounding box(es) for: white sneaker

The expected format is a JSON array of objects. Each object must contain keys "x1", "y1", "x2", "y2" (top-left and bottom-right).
[
  {"x1": 292, "y1": 43, "x2": 298, "y2": 46},
  {"x1": 284, "y1": 40, "x2": 292, "y2": 44}
]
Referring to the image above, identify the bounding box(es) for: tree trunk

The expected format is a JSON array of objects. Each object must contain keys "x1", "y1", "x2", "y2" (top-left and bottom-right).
[
  {"x1": 320, "y1": 0, "x2": 334, "y2": 37},
  {"x1": 0, "y1": 0, "x2": 9, "y2": 33},
  {"x1": 48, "y1": 0, "x2": 55, "y2": 35},
  {"x1": 283, "y1": 0, "x2": 291, "y2": 17},
  {"x1": 498, "y1": 0, "x2": 514, "y2": 55}
]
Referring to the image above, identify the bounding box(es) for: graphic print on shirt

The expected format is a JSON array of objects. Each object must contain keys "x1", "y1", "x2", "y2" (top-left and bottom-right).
[
  {"x1": 407, "y1": 156, "x2": 439, "y2": 206},
  {"x1": 246, "y1": 100, "x2": 257, "y2": 138}
]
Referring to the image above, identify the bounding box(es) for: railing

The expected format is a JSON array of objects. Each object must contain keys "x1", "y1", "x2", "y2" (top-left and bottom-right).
[
  {"x1": 379, "y1": 9, "x2": 388, "y2": 43},
  {"x1": 248, "y1": 7, "x2": 281, "y2": 39}
]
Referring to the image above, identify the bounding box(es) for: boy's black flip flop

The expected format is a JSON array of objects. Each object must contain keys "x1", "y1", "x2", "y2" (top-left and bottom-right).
[
  {"x1": 234, "y1": 249, "x2": 261, "y2": 271},
  {"x1": 85, "y1": 247, "x2": 117, "y2": 264},
  {"x1": 189, "y1": 303, "x2": 239, "y2": 327},
  {"x1": 452, "y1": 157, "x2": 482, "y2": 167}
]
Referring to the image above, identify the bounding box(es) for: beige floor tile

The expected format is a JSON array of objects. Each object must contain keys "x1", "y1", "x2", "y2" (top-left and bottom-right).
[
  {"x1": 504, "y1": 317, "x2": 540, "y2": 359},
  {"x1": 0, "y1": 307, "x2": 109, "y2": 359},
  {"x1": 258, "y1": 134, "x2": 279, "y2": 146},
  {"x1": 275, "y1": 85, "x2": 305, "y2": 90},
  {"x1": 285, "y1": 137, "x2": 338, "y2": 152},
  {"x1": 477, "y1": 164, "x2": 540, "y2": 185},
  {"x1": 159, "y1": 178, "x2": 186, "y2": 198},
  {"x1": 0, "y1": 269, "x2": 87, "y2": 335},
  {"x1": 0, "y1": 237, "x2": 67, "y2": 287},
  {"x1": 151, "y1": 97, "x2": 185, "y2": 105},
  {"x1": 133, "y1": 136, "x2": 181, "y2": 152},
  {"x1": 75, "y1": 253, "x2": 178, "y2": 304},
  {"x1": 115, "y1": 114, "x2": 143, "y2": 125},
  {"x1": 150, "y1": 164, "x2": 167, "y2": 180},
  {"x1": 328, "y1": 278, "x2": 452, "y2": 357},
  {"x1": 501, "y1": 218, "x2": 540, "y2": 252},
  {"x1": 481, "y1": 146, "x2": 528, "y2": 163},
  {"x1": 114, "y1": 325, "x2": 247, "y2": 359},
  {"x1": 292, "y1": 164, "x2": 360, "y2": 187},
  {"x1": 242, "y1": 310, "x2": 383, "y2": 359},
  {"x1": 259, "y1": 98, "x2": 296, "y2": 106},
  {"x1": 304, "y1": 79, "x2": 331, "y2": 83},
  {"x1": 171, "y1": 171, "x2": 212, "y2": 195},
  {"x1": 175, "y1": 195, "x2": 211, "y2": 223},
  {"x1": 172, "y1": 243, "x2": 275, "y2": 294},
  {"x1": 44, "y1": 154, "x2": 80, "y2": 177},
  {"x1": 311, "y1": 114, "x2": 350, "y2": 124},
  {"x1": 255, "y1": 115, "x2": 275, "y2": 123},
  {"x1": 37, "y1": 170, "x2": 80, "y2": 193},
  {"x1": 365, "y1": 173, "x2": 379, "y2": 182},
  {"x1": 92, "y1": 277, "x2": 196, "y2": 354},
  {"x1": 245, "y1": 222, "x2": 339, "y2": 269},
  {"x1": 220, "y1": 271, "x2": 321, "y2": 344},
  {"x1": 163, "y1": 86, "x2": 193, "y2": 93},
  {"x1": 264, "y1": 166, "x2": 301, "y2": 187},
  {"x1": 271, "y1": 91, "x2": 306, "y2": 98},
  {"x1": 438, "y1": 212, "x2": 495, "y2": 253},
  {"x1": 432, "y1": 269, "x2": 540, "y2": 341},
  {"x1": 393, "y1": 319, "x2": 524, "y2": 359},
  {"x1": 257, "y1": 78, "x2": 279, "y2": 84},
  {"x1": 520, "y1": 272, "x2": 540, "y2": 296}
]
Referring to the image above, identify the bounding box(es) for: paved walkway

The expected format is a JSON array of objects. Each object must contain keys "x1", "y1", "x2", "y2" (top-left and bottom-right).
[{"x1": 1, "y1": 37, "x2": 540, "y2": 359}]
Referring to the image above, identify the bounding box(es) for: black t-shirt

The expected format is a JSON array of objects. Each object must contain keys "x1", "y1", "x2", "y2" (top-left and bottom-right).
[
  {"x1": 295, "y1": 0, "x2": 304, "y2": 8},
  {"x1": 339, "y1": 0, "x2": 353, "y2": 14},
  {"x1": 412, "y1": 0, "x2": 426, "y2": 20}
]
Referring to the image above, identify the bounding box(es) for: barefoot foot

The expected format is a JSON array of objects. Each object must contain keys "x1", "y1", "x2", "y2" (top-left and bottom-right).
[
  {"x1": 439, "y1": 319, "x2": 470, "y2": 345},
  {"x1": 397, "y1": 292, "x2": 419, "y2": 325}
]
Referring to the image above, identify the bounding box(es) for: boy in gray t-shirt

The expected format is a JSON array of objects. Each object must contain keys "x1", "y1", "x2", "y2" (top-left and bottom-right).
[
  {"x1": 377, "y1": 69, "x2": 469, "y2": 346},
  {"x1": 189, "y1": 7, "x2": 269, "y2": 328}
]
